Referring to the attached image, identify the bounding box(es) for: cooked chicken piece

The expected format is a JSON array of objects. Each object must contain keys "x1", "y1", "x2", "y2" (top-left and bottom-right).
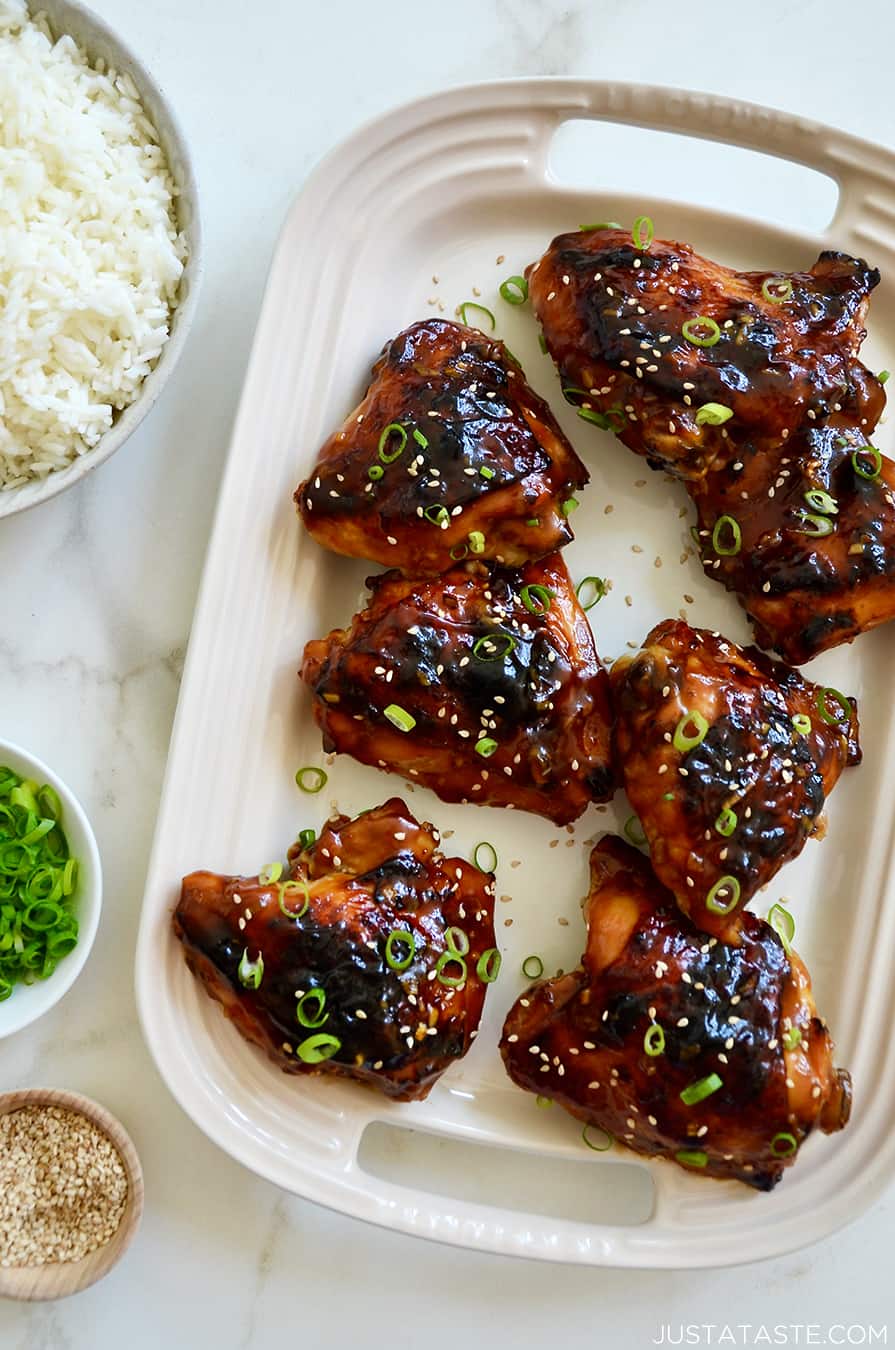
[
  {"x1": 528, "y1": 226, "x2": 883, "y2": 482},
  {"x1": 501, "y1": 837, "x2": 851, "y2": 1190},
  {"x1": 610, "y1": 620, "x2": 860, "y2": 941},
  {"x1": 295, "y1": 319, "x2": 587, "y2": 574},
  {"x1": 688, "y1": 422, "x2": 895, "y2": 664},
  {"x1": 173, "y1": 798, "x2": 498, "y2": 1102},
  {"x1": 301, "y1": 553, "x2": 614, "y2": 825}
]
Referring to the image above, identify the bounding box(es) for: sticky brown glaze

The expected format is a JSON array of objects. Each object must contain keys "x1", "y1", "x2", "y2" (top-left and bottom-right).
[
  {"x1": 295, "y1": 319, "x2": 588, "y2": 573},
  {"x1": 500, "y1": 837, "x2": 851, "y2": 1190},
  {"x1": 688, "y1": 422, "x2": 895, "y2": 664},
  {"x1": 173, "y1": 798, "x2": 497, "y2": 1102},
  {"x1": 301, "y1": 554, "x2": 614, "y2": 825},
  {"x1": 610, "y1": 621, "x2": 860, "y2": 942},
  {"x1": 527, "y1": 227, "x2": 883, "y2": 482}
]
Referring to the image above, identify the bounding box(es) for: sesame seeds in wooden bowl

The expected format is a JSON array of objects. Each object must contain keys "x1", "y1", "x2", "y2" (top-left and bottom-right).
[{"x1": 0, "y1": 1087, "x2": 144, "y2": 1301}]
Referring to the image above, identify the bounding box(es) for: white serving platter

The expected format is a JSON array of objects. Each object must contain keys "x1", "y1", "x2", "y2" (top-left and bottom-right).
[{"x1": 136, "y1": 80, "x2": 895, "y2": 1267}]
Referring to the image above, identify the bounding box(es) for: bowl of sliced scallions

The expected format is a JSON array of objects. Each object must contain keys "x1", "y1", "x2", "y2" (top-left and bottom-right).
[{"x1": 0, "y1": 741, "x2": 101, "y2": 1037}]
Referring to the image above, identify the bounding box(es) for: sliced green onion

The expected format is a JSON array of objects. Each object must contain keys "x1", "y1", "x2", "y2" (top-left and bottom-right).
[
  {"x1": 520, "y1": 583, "x2": 553, "y2": 615},
  {"x1": 673, "y1": 709, "x2": 709, "y2": 752},
  {"x1": 450, "y1": 543, "x2": 469, "y2": 560},
  {"x1": 676, "y1": 1149, "x2": 708, "y2": 1168},
  {"x1": 770, "y1": 1131, "x2": 798, "y2": 1158},
  {"x1": 412, "y1": 427, "x2": 429, "y2": 449},
  {"x1": 297, "y1": 987, "x2": 328, "y2": 1028},
  {"x1": 535, "y1": 1094, "x2": 553, "y2": 1107},
  {"x1": 377, "y1": 423, "x2": 407, "y2": 464},
  {"x1": 472, "y1": 841, "x2": 498, "y2": 874},
  {"x1": 473, "y1": 632, "x2": 516, "y2": 662},
  {"x1": 499, "y1": 275, "x2": 529, "y2": 305},
  {"x1": 804, "y1": 488, "x2": 838, "y2": 515},
  {"x1": 445, "y1": 925, "x2": 470, "y2": 957},
  {"x1": 695, "y1": 402, "x2": 733, "y2": 427},
  {"x1": 297, "y1": 828, "x2": 316, "y2": 850},
  {"x1": 783, "y1": 1025, "x2": 802, "y2": 1051},
  {"x1": 792, "y1": 714, "x2": 811, "y2": 736},
  {"x1": 643, "y1": 1023, "x2": 665, "y2": 1057},
  {"x1": 423, "y1": 504, "x2": 450, "y2": 529},
  {"x1": 384, "y1": 704, "x2": 416, "y2": 733},
  {"x1": 522, "y1": 954, "x2": 544, "y2": 980},
  {"x1": 768, "y1": 902, "x2": 795, "y2": 953},
  {"x1": 468, "y1": 530, "x2": 486, "y2": 554},
  {"x1": 879, "y1": 370, "x2": 890, "y2": 384},
  {"x1": 295, "y1": 766, "x2": 327, "y2": 794},
  {"x1": 475, "y1": 737, "x2": 498, "y2": 758},
  {"x1": 259, "y1": 861, "x2": 283, "y2": 885},
  {"x1": 682, "y1": 316, "x2": 721, "y2": 347},
  {"x1": 762, "y1": 276, "x2": 793, "y2": 303},
  {"x1": 715, "y1": 806, "x2": 738, "y2": 837},
  {"x1": 578, "y1": 407, "x2": 610, "y2": 429},
  {"x1": 476, "y1": 948, "x2": 502, "y2": 983},
  {"x1": 632, "y1": 215, "x2": 654, "y2": 250},
  {"x1": 576, "y1": 576, "x2": 606, "y2": 611},
  {"x1": 296, "y1": 1033, "x2": 341, "y2": 1064},
  {"x1": 624, "y1": 814, "x2": 647, "y2": 847},
  {"x1": 796, "y1": 512, "x2": 834, "y2": 538},
  {"x1": 538, "y1": 333, "x2": 548, "y2": 354},
  {"x1": 578, "y1": 220, "x2": 622, "y2": 231},
  {"x1": 706, "y1": 875, "x2": 741, "y2": 915},
  {"x1": 680, "y1": 1073, "x2": 723, "y2": 1106},
  {"x1": 479, "y1": 465, "x2": 495, "y2": 479},
  {"x1": 525, "y1": 518, "x2": 540, "y2": 528},
  {"x1": 457, "y1": 302, "x2": 496, "y2": 331},
  {"x1": 852, "y1": 446, "x2": 882, "y2": 480},
  {"x1": 277, "y1": 878, "x2": 310, "y2": 920},
  {"x1": 237, "y1": 948, "x2": 264, "y2": 990},
  {"x1": 435, "y1": 951, "x2": 467, "y2": 987},
  {"x1": 662, "y1": 791, "x2": 675, "y2": 801},
  {"x1": 367, "y1": 464, "x2": 384, "y2": 481},
  {"x1": 582, "y1": 1124, "x2": 613, "y2": 1152},
  {"x1": 385, "y1": 928, "x2": 415, "y2": 971},
  {"x1": 561, "y1": 497, "x2": 579, "y2": 517},
  {"x1": 816, "y1": 686, "x2": 852, "y2": 727},
  {"x1": 712, "y1": 515, "x2": 742, "y2": 555}
]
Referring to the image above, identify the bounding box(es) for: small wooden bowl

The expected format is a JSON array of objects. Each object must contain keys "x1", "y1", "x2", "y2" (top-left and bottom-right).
[{"x1": 0, "y1": 1088, "x2": 144, "y2": 1301}]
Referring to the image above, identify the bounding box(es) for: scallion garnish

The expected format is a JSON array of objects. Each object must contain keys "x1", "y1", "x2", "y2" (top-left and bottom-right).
[
  {"x1": 680, "y1": 1073, "x2": 723, "y2": 1106},
  {"x1": 296, "y1": 1033, "x2": 341, "y2": 1064},
  {"x1": 297, "y1": 828, "x2": 317, "y2": 850},
  {"x1": 479, "y1": 465, "x2": 495, "y2": 479},
  {"x1": 582, "y1": 1124, "x2": 613, "y2": 1152},
  {"x1": 450, "y1": 543, "x2": 469, "y2": 561},
  {"x1": 578, "y1": 220, "x2": 622, "y2": 231},
  {"x1": 474, "y1": 737, "x2": 498, "y2": 758},
  {"x1": 499, "y1": 275, "x2": 529, "y2": 305},
  {"x1": 296, "y1": 987, "x2": 328, "y2": 1029},
  {"x1": 706, "y1": 875, "x2": 741, "y2": 915},
  {"x1": 445, "y1": 926, "x2": 470, "y2": 957},
  {"x1": 435, "y1": 951, "x2": 467, "y2": 987},
  {"x1": 237, "y1": 948, "x2": 264, "y2": 990},
  {"x1": 673, "y1": 709, "x2": 709, "y2": 752},
  {"x1": 576, "y1": 576, "x2": 606, "y2": 610},
  {"x1": 682, "y1": 316, "x2": 721, "y2": 347},
  {"x1": 377, "y1": 423, "x2": 407, "y2": 464},
  {"x1": 295, "y1": 766, "x2": 327, "y2": 794},
  {"x1": 768, "y1": 902, "x2": 795, "y2": 953},
  {"x1": 880, "y1": 370, "x2": 891, "y2": 384},
  {"x1": 695, "y1": 402, "x2": 733, "y2": 426},
  {"x1": 472, "y1": 841, "x2": 498, "y2": 873},
  {"x1": 259, "y1": 861, "x2": 283, "y2": 886},
  {"x1": 423, "y1": 504, "x2": 450, "y2": 529},
  {"x1": 476, "y1": 948, "x2": 502, "y2": 983},
  {"x1": 520, "y1": 583, "x2": 553, "y2": 615},
  {"x1": 412, "y1": 427, "x2": 429, "y2": 449},
  {"x1": 676, "y1": 1149, "x2": 708, "y2": 1168},
  {"x1": 852, "y1": 446, "x2": 882, "y2": 480},
  {"x1": 762, "y1": 276, "x2": 793, "y2": 303},
  {"x1": 715, "y1": 806, "x2": 737, "y2": 837},
  {"x1": 384, "y1": 704, "x2": 416, "y2": 733},
  {"x1": 578, "y1": 407, "x2": 611, "y2": 429},
  {"x1": 522, "y1": 954, "x2": 544, "y2": 980},
  {"x1": 783, "y1": 1025, "x2": 802, "y2": 1051},
  {"x1": 457, "y1": 302, "x2": 496, "y2": 331},
  {"x1": 623, "y1": 814, "x2": 647, "y2": 847},
  {"x1": 561, "y1": 497, "x2": 579, "y2": 516},
  {"x1": 770, "y1": 1131, "x2": 798, "y2": 1158},
  {"x1": 472, "y1": 632, "x2": 516, "y2": 662},
  {"x1": 796, "y1": 513, "x2": 834, "y2": 537},
  {"x1": 277, "y1": 878, "x2": 310, "y2": 920},
  {"x1": 538, "y1": 333, "x2": 548, "y2": 353},
  {"x1": 643, "y1": 1023, "x2": 665, "y2": 1057},
  {"x1": 815, "y1": 686, "x2": 852, "y2": 727},
  {"x1": 368, "y1": 464, "x2": 384, "y2": 481},
  {"x1": 525, "y1": 518, "x2": 540, "y2": 528},
  {"x1": 385, "y1": 928, "x2": 415, "y2": 971},
  {"x1": 632, "y1": 214, "x2": 654, "y2": 250},
  {"x1": 792, "y1": 714, "x2": 811, "y2": 736},
  {"x1": 468, "y1": 530, "x2": 486, "y2": 554},
  {"x1": 535, "y1": 1095, "x2": 553, "y2": 1107},
  {"x1": 804, "y1": 488, "x2": 838, "y2": 515},
  {"x1": 711, "y1": 514, "x2": 742, "y2": 555}
]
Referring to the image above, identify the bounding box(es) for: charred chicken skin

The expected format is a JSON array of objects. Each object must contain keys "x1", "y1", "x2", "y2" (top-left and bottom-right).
[
  {"x1": 500, "y1": 837, "x2": 851, "y2": 1190},
  {"x1": 527, "y1": 227, "x2": 883, "y2": 482},
  {"x1": 610, "y1": 621, "x2": 860, "y2": 942},
  {"x1": 295, "y1": 319, "x2": 588, "y2": 574},
  {"x1": 301, "y1": 554, "x2": 614, "y2": 825},
  {"x1": 173, "y1": 798, "x2": 498, "y2": 1102},
  {"x1": 689, "y1": 423, "x2": 895, "y2": 664}
]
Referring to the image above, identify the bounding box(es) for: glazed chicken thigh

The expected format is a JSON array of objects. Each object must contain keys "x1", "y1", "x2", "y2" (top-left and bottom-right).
[
  {"x1": 501, "y1": 837, "x2": 851, "y2": 1190},
  {"x1": 174, "y1": 798, "x2": 498, "y2": 1101},
  {"x1": 301, "y1": 554, "x2": 614, "y2": 825},
  {"x1": 528, "y1": 226, "x2": 883, "y2": 482},
  {"x1": 610, "y1": 620, "x2": 860, "y2": 941},
  {"x1": 296, "y1": 319, "x2": 588, "y2": 574}
]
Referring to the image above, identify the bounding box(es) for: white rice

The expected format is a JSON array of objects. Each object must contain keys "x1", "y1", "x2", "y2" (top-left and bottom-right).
[{"x1": 0, "y1": 0, "x2": 187, "y2": 488}]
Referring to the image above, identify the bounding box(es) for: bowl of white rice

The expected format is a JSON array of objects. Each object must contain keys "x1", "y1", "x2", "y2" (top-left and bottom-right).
[{"x1": 0, "y1": 0, "x2": 201, "y2": 516}]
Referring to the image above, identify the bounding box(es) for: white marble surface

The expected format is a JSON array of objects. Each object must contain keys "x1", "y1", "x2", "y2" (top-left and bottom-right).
[{"x1": 1, "y1": 0, "x2": 893, "y2": 1344}]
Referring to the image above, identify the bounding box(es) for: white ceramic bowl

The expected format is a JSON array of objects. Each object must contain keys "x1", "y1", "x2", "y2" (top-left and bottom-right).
[
  {"x1": 0, "y1": 740, "x2": 102, "y2": 1037},
  {"x1": 0, "y1": 0, "x2": 203, "y2": 520}
]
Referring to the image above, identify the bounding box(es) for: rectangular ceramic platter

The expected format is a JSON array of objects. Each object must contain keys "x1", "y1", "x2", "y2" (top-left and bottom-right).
[{"x1": 136, "y1": 81, "x2": 895, "y2": 1267}]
